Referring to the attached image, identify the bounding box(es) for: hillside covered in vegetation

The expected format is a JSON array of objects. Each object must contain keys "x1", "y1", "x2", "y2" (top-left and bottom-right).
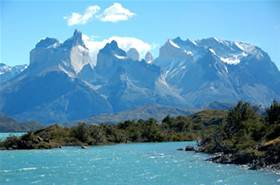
[
  {"x1": 198, "y1": 101, "x2": 280, "y2": 170},
  {"x1": 0, "y1": 110, "x2": 226, "y2": 149}
]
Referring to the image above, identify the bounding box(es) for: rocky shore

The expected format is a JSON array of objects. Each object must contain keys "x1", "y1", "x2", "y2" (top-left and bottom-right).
[
  {"x1": 178, "y1": 139, "x2": 280, "y2": 171},
  {"x1": 180, "y1": 101, "x2": 280, "y2": 171}
]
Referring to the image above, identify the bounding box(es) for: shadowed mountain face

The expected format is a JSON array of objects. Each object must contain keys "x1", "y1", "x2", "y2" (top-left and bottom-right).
[
  {"x1": 0, "y1": 31, "x2": 279, "y2": 123},
  {"x1": 0, "y1": 71, "x2": 112, "y2": 123}
]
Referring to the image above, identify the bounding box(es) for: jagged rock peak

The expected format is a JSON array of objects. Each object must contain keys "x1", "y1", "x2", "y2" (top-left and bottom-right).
[
  {"x1": 101, "y1": 40, "x2": 126, "y2": 57},
  {"x1": 104, "y1": 40, "x2": 119, "y2": 49},
  {"x1": 62, "y1": 29, "x2": 86, "y2": 48},
  {"x1": 35, "y1": 37, "x2": 59, "y2": 48}
]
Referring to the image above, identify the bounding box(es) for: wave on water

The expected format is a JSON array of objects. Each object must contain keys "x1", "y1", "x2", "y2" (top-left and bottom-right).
[
  {"x1": 18, "y1": 167, "x2": 37, "y2": 171},
  {"x1": 0, "y1": 167, "x2": 37, "y2": 173},
  {"x1": 145, "y1": 152, "x2": 168, "y2": 159}
]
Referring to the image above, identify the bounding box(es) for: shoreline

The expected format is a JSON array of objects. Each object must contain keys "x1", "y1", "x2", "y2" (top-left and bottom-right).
[
  {"x1": 178, "y1": 145, "x2": 280, "y2": 172},
  {"x1": 1, "y1": 133, "x2": 280, "y2": 173}
]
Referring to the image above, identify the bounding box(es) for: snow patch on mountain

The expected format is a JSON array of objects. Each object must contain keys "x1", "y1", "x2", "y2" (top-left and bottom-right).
[
  {"x1": 114, "y1": 54, "x2": 128, "y2": 60},
  {"x1": 220, "y1": 56, "x2": 240, "y2": 65},
  {"x1": 184, "y1": 50, "x2": 193, "y2": 56},
  {"x1": 209, "y1": 48, "x2": 216, "y2": 55},
  {"x1": 168, "y1": 39, "x2": 180, "y2": 48}
]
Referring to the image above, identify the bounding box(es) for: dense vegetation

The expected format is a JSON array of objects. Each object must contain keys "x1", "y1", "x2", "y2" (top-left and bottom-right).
[
  {"x1": 0, "y1": 110, "x2": 226, "y2": 149},
  {"x1": 198, "y1": 101, "x2": 280, "y2": 169}
]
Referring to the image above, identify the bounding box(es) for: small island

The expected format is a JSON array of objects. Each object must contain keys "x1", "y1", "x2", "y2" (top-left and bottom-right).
[{"x1": 1, "y1": 101, "x2": 279, "y2": 171}]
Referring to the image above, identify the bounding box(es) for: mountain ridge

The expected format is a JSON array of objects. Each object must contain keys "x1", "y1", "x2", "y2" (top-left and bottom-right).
[{"x1": 0, "y1": 30, "x2": 279, "y2": 124}]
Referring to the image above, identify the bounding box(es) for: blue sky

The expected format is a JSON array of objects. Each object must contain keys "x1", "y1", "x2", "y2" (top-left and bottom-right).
[{"x1": 1, "y1": 0, "x2": 280, "y2": 68}]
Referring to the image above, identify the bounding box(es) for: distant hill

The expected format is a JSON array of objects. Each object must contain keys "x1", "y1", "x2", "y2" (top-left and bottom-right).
[
  {"x1": 0, "y1": 114, "x2": 43, "y2": 132},
  {"x1": 84, "y1": 105, "x2": 192, "y2": 124}
]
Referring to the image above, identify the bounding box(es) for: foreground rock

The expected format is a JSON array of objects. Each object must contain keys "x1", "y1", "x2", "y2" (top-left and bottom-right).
[
  {"x1": 177, "y1": 146, "x2": 195, "y2": 151},
  {"x1": 196, "y1": 136, "x2": 280, "y2": 170}
]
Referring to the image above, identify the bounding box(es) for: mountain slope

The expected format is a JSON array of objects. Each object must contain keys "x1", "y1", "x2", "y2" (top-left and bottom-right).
[
  {"x1": 0, "y1": 71, "x2": 112, "y2": 123},
  {"x1": 154, "y1": 37, "x2": 280, "y2": 107}
]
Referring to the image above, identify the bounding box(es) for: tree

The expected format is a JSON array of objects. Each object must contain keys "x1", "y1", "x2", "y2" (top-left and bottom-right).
[
  {"x1": 265, "y1": 100, "x2": 280, "y2": 125},
  {"x1": 225, "y1": 101, "x2": 259, "y2": 135},
  {"x1": 71, "y1": 122, "x2": 89, "y2": 143}
]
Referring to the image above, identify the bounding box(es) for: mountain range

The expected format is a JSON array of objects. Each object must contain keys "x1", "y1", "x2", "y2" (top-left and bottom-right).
[{"x1": 0, "y1": 30, "x2": 279, "y2": 124}]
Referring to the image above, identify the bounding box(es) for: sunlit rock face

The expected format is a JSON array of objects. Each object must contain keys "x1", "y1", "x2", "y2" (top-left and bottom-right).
[{"x1": 29, "y1": 30, "x2": 93, "y2": 76}]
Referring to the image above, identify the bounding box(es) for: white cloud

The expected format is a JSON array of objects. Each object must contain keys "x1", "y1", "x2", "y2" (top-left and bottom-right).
[
  {"x1": 64, "y1": 5, "x2": 100, "y2": 26},
  {"x1": 98, "y1": 3, "x2": 135, "y2": 23},
  {"x1": 82, "y1": 34, "x2": 151, "y2": 66}
]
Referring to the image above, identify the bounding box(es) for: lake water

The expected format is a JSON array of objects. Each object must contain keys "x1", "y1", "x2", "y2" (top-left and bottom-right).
[
  {"x1": 0, "y1": 140, "x2": 279, "y2": 185},
  {"x1": 0, "y1": 132, "x2": 26, "y2": 141}
]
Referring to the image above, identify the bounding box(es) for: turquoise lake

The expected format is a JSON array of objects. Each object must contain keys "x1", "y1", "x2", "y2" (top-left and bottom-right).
[
  {"x1": 0, "y1": 139, "x2": 279, "y2": 185},
  {"x1": 0, "y1": 132, "x2": 25, "y2": 141}
]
